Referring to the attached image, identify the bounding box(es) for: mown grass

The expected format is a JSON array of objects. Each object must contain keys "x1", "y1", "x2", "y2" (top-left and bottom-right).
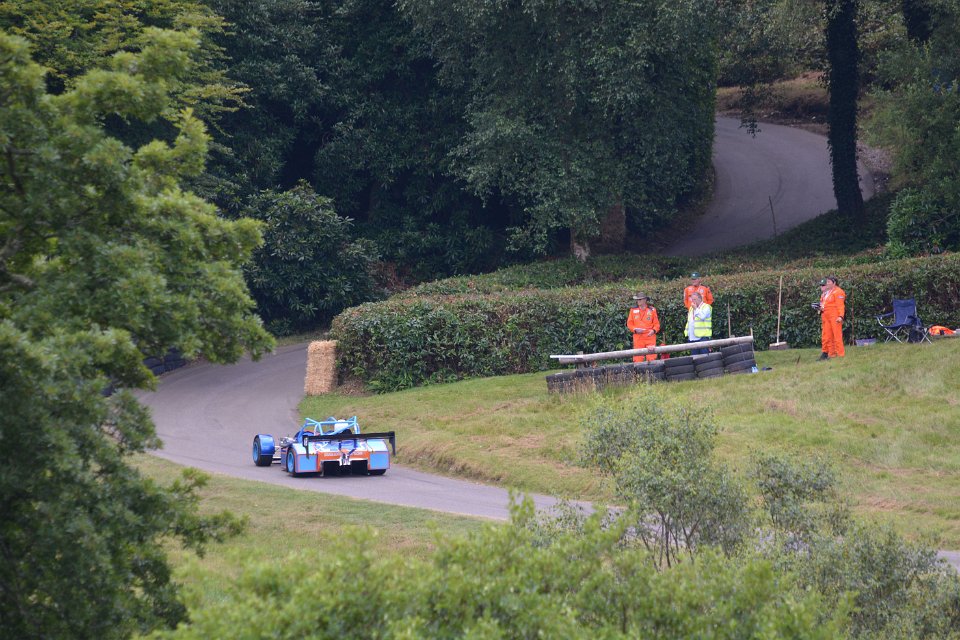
[
  {"x1": 716, "y1": 72, "x2": 829, "y2": 123},
  {"x1": 134, "y1": 455, "x2": 485, "y2": 597},
  {"x1": 303, "y1": 338, "x2": 960, "y2": 547}
]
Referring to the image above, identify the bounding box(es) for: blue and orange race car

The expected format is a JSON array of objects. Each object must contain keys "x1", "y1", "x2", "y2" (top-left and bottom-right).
[{"x1": 252, "y1": 416, "x2": 396, "y2": 477}]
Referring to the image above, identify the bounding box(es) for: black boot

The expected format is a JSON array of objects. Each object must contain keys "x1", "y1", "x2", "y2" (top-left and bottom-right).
[{"x1": 818, "y1": 352, "x2": 829, "y2": 361}]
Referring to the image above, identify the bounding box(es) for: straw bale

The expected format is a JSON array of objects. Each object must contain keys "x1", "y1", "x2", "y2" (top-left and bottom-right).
[{"x1": 304, "y1": 340, "x2": 338, "y2": 395}]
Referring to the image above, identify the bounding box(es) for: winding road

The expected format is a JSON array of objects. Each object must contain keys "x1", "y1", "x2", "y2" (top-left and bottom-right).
[
  {"x1": 140, "y1": 117, "x2": 959, "y2": 569},
  {"x1": 665, "y1": 117, "x2": 874, "y2": 256},
  {"x1": 140, "y1": 344, "x2": 577, "y2": 519}
]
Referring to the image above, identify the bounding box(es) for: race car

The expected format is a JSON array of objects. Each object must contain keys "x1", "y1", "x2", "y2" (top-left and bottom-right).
[{"x1": 252, "y1": 416, "x2": 395, "y2": 477}]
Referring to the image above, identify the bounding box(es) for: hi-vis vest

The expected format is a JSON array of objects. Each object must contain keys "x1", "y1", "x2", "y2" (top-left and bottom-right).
[{"x1": 688, "y1": 303, "x2": 712, "y2": 338}]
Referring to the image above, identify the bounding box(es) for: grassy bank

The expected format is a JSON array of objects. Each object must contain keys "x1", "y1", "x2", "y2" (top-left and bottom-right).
[
  {"x1": 134, "y1": 456, "x2": 485, "y2": 598},
  {"x1": 304, "y1": 338, "x2": 960, "y2": 546}
]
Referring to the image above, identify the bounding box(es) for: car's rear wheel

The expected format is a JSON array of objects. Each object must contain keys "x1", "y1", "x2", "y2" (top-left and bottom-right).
[
  {"x1": 369, "y1": 469, "x2": 386, "y2": 476},
  {"x1": 285, "y1": 449, "x2": 299, "y2": 476}
]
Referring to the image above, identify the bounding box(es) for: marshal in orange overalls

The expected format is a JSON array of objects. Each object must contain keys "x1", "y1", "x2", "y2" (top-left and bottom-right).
[
  {"x1": 683, "y1": 284, "x2": 714, "y2": 309},
  {"x1": 820, "y1": 284, "x2": 846, "y2": 358},
  {"x1": 627, "y1": 303, "x2": 660, "y2": 362}
]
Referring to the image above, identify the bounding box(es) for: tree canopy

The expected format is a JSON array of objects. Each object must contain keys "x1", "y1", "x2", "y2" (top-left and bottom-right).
[
  {"x1": 400, "y1": 0, "x2": 718, "y2": 256},
  {"x1": 0, "y1": 27, "x2": 271, "y2": 638}
]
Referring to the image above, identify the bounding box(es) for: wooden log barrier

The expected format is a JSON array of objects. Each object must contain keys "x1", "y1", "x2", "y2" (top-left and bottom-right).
[{"x1": 549, "y1": 335, "x2": 755, "y2": 366}]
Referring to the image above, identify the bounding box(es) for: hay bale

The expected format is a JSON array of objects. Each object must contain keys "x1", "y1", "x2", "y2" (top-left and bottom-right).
[{"x1": 304, "y1": 340, "x2": 338, "y2": 395}]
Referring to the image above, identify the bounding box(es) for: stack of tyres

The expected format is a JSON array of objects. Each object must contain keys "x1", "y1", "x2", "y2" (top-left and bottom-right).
[
  {"x1": 162, "y1": 348, "x2": 186, "y2": 372},
  {"x1": 663, "y1": 355, "x2": 697, "y2": 382},
  {"x1": 721, "y1": 342, "x2": 757, "y2": 375},
  {"x1": 613, "y1": 363, "x2": 635, "y2": 387},
  {"x1": 633, "y1": 360, "x2": 666, "y2": 383},
  {"x1": 572, "y1": 368, "x2": 595, "y2": 392},
  {"x1": 545, "y1": 371, "x2": 577, "y2": 393},
  {"x1": 692, "y1": 352, "x2": 724, "y2": 379},
  {"x1": 596, "y1": 364, "x2": 635, "y2": 390},
  {"x1": 143, "y1": 355, "x2": 166, "y2": 377}
]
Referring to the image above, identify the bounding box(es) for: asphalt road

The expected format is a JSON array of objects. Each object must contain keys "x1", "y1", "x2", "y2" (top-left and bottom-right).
[
  {"x1": 139, "y1": 344, "x2": 579, "y2": 520},
  {"x1": 665, "y1": 117, "x2": 875, "y2": 256}
]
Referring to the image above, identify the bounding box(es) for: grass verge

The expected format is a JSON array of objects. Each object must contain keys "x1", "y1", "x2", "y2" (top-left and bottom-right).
[
  {"x1": 134, "y1": 455, "x2": 485, "y2": 598},
  {"x1": 303, "y1": 338, "x2": 960, "y2": 547}
]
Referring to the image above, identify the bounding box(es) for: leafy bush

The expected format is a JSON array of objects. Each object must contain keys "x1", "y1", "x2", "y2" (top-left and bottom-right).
[
  {"x1": 152, "y1": 502, "x2": 845, "y2": 639},
  {"x1": 868, "y1": 4, "x2": 960, "y2": 257},
  {"x1": 331, "y1": 253, "x2": 960, "y2": 390},
  {"x1": 243, "y1": 184, "x2": 379, "y2": 334},
  {"x1": 887, "y1": 188, "x2": 960, "y2": 257},
  {"x1": 752, "y1": 454, "x2": 960, "y2": 639},
  {"x1": 778, "y1": 525, "x2": 960, "y2": 639},
  {"x1": 582, "y1": 392, "x2": 748, "y2": 566},
  {"x1": 574, "y1": 395, "x2": 960, "y2": 639}
]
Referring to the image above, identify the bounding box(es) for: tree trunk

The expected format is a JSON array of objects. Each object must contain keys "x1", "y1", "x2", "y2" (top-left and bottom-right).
[
  {"x1": 826, "y1": 0, "x2": 865, "y2": 219},
  {"x1": 571, "y1": 233, "x2": 591, "y2": 262},
  {"x1": 592, "y1": 201, "x2": 627, "y2": 254},
  {"x1": 570, "y1": 200, "x2": 626, "y2": 261}
]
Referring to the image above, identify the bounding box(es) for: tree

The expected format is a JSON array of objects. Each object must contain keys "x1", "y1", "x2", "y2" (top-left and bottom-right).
[
  {"x1": 400, "y1": 0, "x2": 718, "y2": 259},
  {"x1": 242, "y1": 184, "x2": 379, "y2": 335},
  {"x1": 205, "y1": 0, "x2": 504, "y2": 281},
  {"x1": 870, "y1": 0, "x2": 960, "y2": 255},
  {"x1": 0, "y1": 28, "x2": 272, "y2": 638},
  {"x1": 581, "y1": 392, "x2": 748, "y2": 568},
  {"x1": 825, "y1": 0, "x2": 866, "y2": 218}
]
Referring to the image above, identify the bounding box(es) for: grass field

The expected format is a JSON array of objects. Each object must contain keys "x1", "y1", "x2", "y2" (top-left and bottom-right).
[
  {"x1": 302, "y1": 338, "x2": 960, "y2": 547},
  {"x1": 134, "y1": 455, "x2": 486, "y2": 598}
]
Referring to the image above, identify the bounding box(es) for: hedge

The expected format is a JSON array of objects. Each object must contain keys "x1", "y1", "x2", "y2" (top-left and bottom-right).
[{"x1": 330, "y1": 253, "x2": 960, "y2": 391}]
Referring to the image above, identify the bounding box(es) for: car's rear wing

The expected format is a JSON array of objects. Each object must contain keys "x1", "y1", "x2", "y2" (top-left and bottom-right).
[{"x1": 301, "y1": 431, "x2": 396, "y2": 455}]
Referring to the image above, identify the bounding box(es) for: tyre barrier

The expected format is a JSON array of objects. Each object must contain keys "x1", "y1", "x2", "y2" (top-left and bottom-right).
[
  {"x1": 725, "y1": 359, "x2": 757, "y2": 374},
  {"x1": 546, "y1": 339, "x2": 760, "y2": 392},
  {"x1": 103, "y1": 348, "x2": 188, "y2": 397}
]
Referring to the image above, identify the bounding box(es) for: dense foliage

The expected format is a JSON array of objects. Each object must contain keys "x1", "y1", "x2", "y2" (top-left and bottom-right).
[
  {"x1": 869, "y1": 0, "x2": 960, "y2": 256},
  {"x1": 202, "y1": 0, "x2": 505, "y2": 280},
  {"x1": 332, "y1": 253, "x2": 960, "y2": 390},
  {"x1": 577, "y1": 393, "x2": 960, "y2": 639},
  {"x1": 242, "y1": 184, "x2": 379, "y2": 335},
  {"x1": 0, "y1": 30, "x2": 271, "y2": 638},
  {"x1": 401, "y1": 0, "x2": 718, "y2": 256},
  {"x1": 151, "y1": 503, "x2": 845, "y2": 639},
  {"x1": 0, "y1": 0, "x2": 242, "y2": 123}
]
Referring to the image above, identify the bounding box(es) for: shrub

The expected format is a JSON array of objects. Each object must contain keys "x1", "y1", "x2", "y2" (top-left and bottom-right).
[
  {"x1": 753, "y1": 455, "x2": 960, "y2": 639},
  {"x1": 581, "y1": 392, "x2": 748, "y2": 567},
  {"x1": 151, "y1": 503, "x2": 846, "y2": 639},
  {"x1": 887, "y1": 188, "x2": 960, "y2": 257},
  {"x1": 243, "y1": 184, "x2": 379, "y2": 334},
  {"x1": 331, "y1": 253, "x2": 960, "y2": 390}
]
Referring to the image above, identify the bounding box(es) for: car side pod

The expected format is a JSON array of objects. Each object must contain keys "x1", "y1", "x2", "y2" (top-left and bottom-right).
[{"x1": 252, "y1": 434, "x2": 275, "y2": 467}]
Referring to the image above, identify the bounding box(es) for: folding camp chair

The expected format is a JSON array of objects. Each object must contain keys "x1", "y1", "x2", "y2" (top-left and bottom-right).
[{"x1": 875, "y1": 298, "x2": 932, "y2": 344}]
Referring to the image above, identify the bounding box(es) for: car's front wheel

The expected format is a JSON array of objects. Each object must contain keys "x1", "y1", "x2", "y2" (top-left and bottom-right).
[{"x1": 252, "y1": 436, "x2": 273, "y2": 467}]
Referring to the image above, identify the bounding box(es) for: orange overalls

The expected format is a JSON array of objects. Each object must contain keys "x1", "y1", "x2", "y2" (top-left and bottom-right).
[
  {"x1": 683, "y1": 285, "x2": 714, "y2": 309},
  {"x1": 627, "y1": 305, "x2": 660, "y2": 362},
  {"x1": 820, "y1": 286, "x2": 846, "y2": 357}
]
